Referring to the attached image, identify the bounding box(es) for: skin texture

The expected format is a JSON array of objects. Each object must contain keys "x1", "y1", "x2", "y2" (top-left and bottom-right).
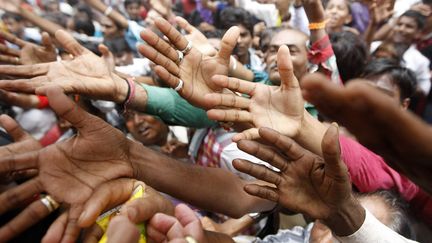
[
  {"x1": 125, "y1": 111, "x2": 169, "y2": 146},
  {"x1": 234, "y1": 126, "x2": 365, "y2": 236},
  {"x1": 301, "y1": 73, "x2": 432, "y2": 194}
]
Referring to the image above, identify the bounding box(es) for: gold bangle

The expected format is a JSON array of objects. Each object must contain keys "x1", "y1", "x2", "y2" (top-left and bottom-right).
[{"x1": 308, "y1": 19, "x2": 328, "y2": 30}]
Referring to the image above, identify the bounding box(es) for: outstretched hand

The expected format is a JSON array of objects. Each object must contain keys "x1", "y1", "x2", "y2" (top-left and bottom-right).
[
  {"x1": 0, "y1": 30, "x2": 128, "y2": 103},
  {"x1": 205, "y1": 46, "x2": 305, "y2": 141},
  {"x1": 0, "y1": 31, "x2": 56, "y2": 65},
  {"x1": 0, "y1": 86, "x2": 139, "y2": 242},
  {"x1": 139, "y1": 17, "x2": 239, "y2": 109},
  {"x1": 233, "y1": 125, "x2": 353, "y2": 222},
  {"x1": 301, "y1": 73, "x2": 432, "y2": 194}
]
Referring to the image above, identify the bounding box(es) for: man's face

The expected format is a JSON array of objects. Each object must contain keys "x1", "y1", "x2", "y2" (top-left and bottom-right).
[
  {"x1": 114, "y1": 51, "x2": 134, "y2": 66},
  {"x1": 3, "y1": 17, "x2": 24, "y2": 37},
  {"x1": 125, "y1": 111, "x2": 168, "y2": 146},
  {"x1": 265, "y1": 29, "x2": 308, "y2": 85},
  {"x1": 393, "y1": 16, "x2": 420, "y2": 44},
  {"x1": 325, "y1": 0, "x2": 352, "y2": 29},
  {"x1": 126, "y1": 3, "x2": 142, "y2": 21},
  {"x1": 100, "y1": 16, "x2": 120, "y2": 38},
  {"x1": 236, "y1": 25, "x2": 252, "y2": 57}
]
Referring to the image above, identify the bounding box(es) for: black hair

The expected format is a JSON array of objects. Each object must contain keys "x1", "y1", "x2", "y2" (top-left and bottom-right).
[
  {"x1": 76, "y1": 4, "x2": 94, "y2": 21},
  {"x1": 218, "y1": 7, "x2": 255, "y2": 35},
  {"x1": 124, "y1": 0, "x2": 141, "y2": 8},
  {"x1": 74, "y1": 19, "x2": 96, "y2": 36},
  {"x1": 1, "y1": 12, "x2": 23, "y2": 22},
  {"x1": 103, "y1": 36, "x2": 132, "y2": 55},
  {"x1": 330, "y1": 31, "x2": 368, "y2": 82},
  {"x1": 362, "y1": 58, "x2": 416, "y2": 101},
  {"x1": 400, "y1": 10, "x2": 426, "y2": 30}
]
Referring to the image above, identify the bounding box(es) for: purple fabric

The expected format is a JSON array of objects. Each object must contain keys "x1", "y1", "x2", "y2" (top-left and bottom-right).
[
  {"x1": 196, "y1": 0, "x2": 214, "y2": 24},
  {"x1": 350, "y1": 2, "x2": 370, "y2": 34}
]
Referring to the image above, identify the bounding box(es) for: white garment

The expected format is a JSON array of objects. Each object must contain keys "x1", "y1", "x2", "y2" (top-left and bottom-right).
[
  {"x1": 393, "y1": 0, "x2": 422, "y2": 18},
  {"x1": 235, "y1": 0, "x2": 309, "y2": 34},
  {"x1": 371, "y1": 42, "x2": 431, "y2": 95},
  {"x1": 13, "y1": 108, "x2": 57, "y2": 140},
  {"x1": 337, "y1": 208, "x2": 417, "y2": 243},
  {"x1": 115, "y1": 58, "x2": 151, "y2": 77}
]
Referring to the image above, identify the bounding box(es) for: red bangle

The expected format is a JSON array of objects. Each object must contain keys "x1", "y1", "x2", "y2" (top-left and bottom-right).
[{"x1": 37, "y1": 95, "x2": 49, "y2": 109}]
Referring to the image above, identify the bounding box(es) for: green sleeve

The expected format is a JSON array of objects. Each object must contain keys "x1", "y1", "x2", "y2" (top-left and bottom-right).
[{"x1": 142, "y1": 84, "x2": 216, "y2": 128}]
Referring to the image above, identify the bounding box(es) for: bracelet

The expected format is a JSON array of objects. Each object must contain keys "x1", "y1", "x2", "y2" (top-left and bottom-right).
[
  {"x1": 104, "y1": 6, "x2": 113, "y2": 16},
  {"x1": 120, "y1": 77, "x2": 136, "y2": 113},
  {"x1": 37, "y1": 95, "x2": 49, "y2": 109},
  {"x1": 308, "y1": 19, "x2": 328, "y2": 30}
]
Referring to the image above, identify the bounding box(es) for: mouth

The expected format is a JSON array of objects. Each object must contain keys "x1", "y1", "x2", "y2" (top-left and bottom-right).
[{"x1": 138, "y1": 125, "x2": 150, "y2": 137}]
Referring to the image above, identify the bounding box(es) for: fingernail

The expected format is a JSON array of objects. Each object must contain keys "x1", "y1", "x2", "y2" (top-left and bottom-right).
[
  {"x1": 331, "y1": 122, "x2": 339, "y2": 128},
  {"x1": 127, "y1": 207, "x2": 137, "y2": 222},
  {"x1": 78, "y1": 210, "x2": 88, "y2": 225}
]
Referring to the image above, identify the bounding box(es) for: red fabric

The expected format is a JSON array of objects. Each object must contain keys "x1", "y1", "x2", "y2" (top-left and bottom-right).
[
  {"x1": 181, "y1": 0, "x2": 196, "y2": 15},
  {"x1": 37, "y1": 95, "x2": 49, "y2": 109},
  {"x1": 307, "y1": 35, "x2": 334, "y2": 65},
  {"x1": 39, "y1": 125, "x2": 62, "y2": 147},
  {"x1": 339, "y1": 135, "x2": 432, "y2": 225}
]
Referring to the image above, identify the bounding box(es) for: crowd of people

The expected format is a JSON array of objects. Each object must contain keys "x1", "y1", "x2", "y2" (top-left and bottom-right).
[{"x1": 0, "y1": 0, "x2": 431, "y2": 242}]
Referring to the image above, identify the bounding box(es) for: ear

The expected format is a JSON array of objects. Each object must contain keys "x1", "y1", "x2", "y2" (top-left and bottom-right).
[{"x1": 401, "y1": 98, "x2": 410, "y2": 110}]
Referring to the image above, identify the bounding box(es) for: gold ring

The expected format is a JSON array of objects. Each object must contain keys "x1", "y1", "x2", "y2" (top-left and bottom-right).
[
  {"x1": 40, "y1": 195, "x2": 60, "y2": 213},
  {"x1": 185, "y1": 236, "x2": 197, "y2": 243}
]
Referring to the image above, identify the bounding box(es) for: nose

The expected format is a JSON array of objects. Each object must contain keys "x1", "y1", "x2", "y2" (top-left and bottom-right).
[{"x1": 133, "y1": 113, "x2": 141, "y2": 124}]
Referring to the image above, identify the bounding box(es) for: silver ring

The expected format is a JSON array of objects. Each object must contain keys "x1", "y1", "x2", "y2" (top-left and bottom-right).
[
  {"x1": 180, "y1": 41, "x2": 192, "y2": 55},
  {"x1": 176, "y1": 50, "x2": 184, "y2": 64},
  {"x1": 40, "y1": 195, "x2": 59, "y2": 213},
  {"x1": 174, "y1": 79, "x2": 184, "y2": 91}
]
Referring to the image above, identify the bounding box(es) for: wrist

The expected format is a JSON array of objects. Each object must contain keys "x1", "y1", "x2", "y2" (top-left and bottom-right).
[
  {"x1": 295, "y1": 110, "x2": 327, "y2": 156},
  {"x1": 323, "y1": 196, "x2": 365, "y2": 237},
  {"x1": 113, "y1": 73, "x2": 129, "y2": 104}
]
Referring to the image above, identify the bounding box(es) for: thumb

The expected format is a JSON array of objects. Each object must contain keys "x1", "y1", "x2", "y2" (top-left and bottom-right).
[
  {"x1": 0, "y1": 114, "x2": 30, "y2": 141},
  {"x1": 277, "y1": 45, "x2": 298, "y2": 90},
  {"x1": 41, "y1": 32, "x2": 54, "y2": 51},
  {"x1": 218, "y1": 26, "x2": 240, "y2": 60},
  {"x1": 321, "y1": 123, "x2": 347, "y2": 178}
]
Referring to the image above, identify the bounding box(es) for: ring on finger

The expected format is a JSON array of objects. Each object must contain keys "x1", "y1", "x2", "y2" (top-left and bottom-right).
[
  {"x1": 180, "y1": 41, "x2": 192, "y2": 55},
  {"x1": 176, "y1": 50, "x2": 184, "y2": 64},
  {"x1": 174, "y1": 79, "x2": 184, "y2": 91},
  {"x1": 185, "y1": 236, "x2": 197, "y2": 243},
  {"x1": 40, "y1": 195, "x2": 60, "y2": 213}
]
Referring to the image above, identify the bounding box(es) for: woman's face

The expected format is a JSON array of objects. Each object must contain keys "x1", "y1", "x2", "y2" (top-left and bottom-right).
[{"x1": 325, "y1": 0, "x2": 352, "y2": 29}]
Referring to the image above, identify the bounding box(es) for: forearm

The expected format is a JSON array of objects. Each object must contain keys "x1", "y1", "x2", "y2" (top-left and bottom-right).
[
  {"x1": 18, "y1": 6, "x2": 64, "y2": 36},
  {"x1": 84, "y1": 0, "x2": 129, "y2": 29},
  {"x1": 129, "y1": 142, "x2": 275, "y2": 217},
  {"x1": 373, "y1": 23, "x2": 393, "y2": 41},
  {"x1": 302, "y1": 0, "x2": 327, "y2": 43}
]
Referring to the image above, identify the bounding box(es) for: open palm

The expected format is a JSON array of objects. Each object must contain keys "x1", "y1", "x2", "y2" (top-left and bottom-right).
[{"x1": 206, "y1": 46, "x2": 305, "y2": 141}]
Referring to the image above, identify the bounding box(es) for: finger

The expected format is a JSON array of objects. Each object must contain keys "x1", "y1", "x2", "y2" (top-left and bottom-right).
[
  {"x1": 232, "y1": 128, "x2": 259, "y2": 142},
  {"x1": 60, "y1": 205, "x2": 83, "y2": 243},
  {"x1": 206, "y1": 109, "x2": 252, "y2": 123},
  {"x1": 233, "y1": 158, "x2": 281, "y2": 185},
  {"x1": 78, "y1": 179, "x2": 135, "y2": 227},
  {"x1": 148, "y1": 213, "x2": 185, "y2": 239},
  {"x1": 174, "y1": 204, "x2": 204, "y2": 241},
  {"x1": 321, "y1": 123, "x2": 349, "y2": 180},
  {"x1": 2, "y1": 169, "x2": 38, "y2": 183},
  {"x1": 0, "y1": 151, "x2": 39, "y2": 175},
  {"x1": 0, "y1": 76, "x2": 51, "y2": 93},
  {"x1": 55, "y1": 29, "x2": 89, "y2": 56},
  {"x1": 277, "y1": 46, "x2": 298, "y2": 90},
  {"x1": 82, "y1": 224, "x2": 103, "y2": 243},
  {"x1": 0, "y1": 178, "x2": 43, "y2": 215},
  {"x1": 139, "y1": 29, "x2": 179, "y2": 63},
  {"x1": 138, "y1": 44, "x2": 180, "y2": 76},
  {"x1": 98, "y1": 44, "x2": 111, "y2": 57},
  {"x1": 42, "y1": 212, "x2": 68, "y2": 243},
  {"x1": 146, "y1": 223, "x2": 168, "y2": 242},
  {"x1": 41, "y1": 32, "x2": 55, "y2": 51},
  {"x1": 0, "y1": 31, "x2": 27, "y2": 47},
  {"x1": 154, "y1": 17, "x2": 189, "y2": 51},
  {"x1": 106, "y1": 216, "x2": 140, "y2": 243},
  {"x1": 153, "y1": 65, "x2": 182, "y2": 89},
  {"x1": 44, "y1": 86, "x2": 101, "y2": 132},
  {"x1": 0, "y1": 114, "x2": 30, "y2": 141},
  {"x1": 237, "y1": 139, "x2": 287, "y2": 171},
  {"x1": 175, "y1": 17, "x2": 194, "y2": 34},
  {"x1": 243, "y1": 184, "x2": 279, "y2": 202},
  {"x1": 0, "y1": 63, "x2": 49, "y2": 77},
  {"x1": 0, "y1": 199, "x2": 51, "y2": 242},
  {"x1": 211, "y1": 75, "x2": 257, "y2": 95},
  {"x1": 204, "y1": 93, "x2": 250, "y2": 109},
  {"x1": 0, "y1": 43, "x2": 21, "y2": 56},
  {"x1": 0, "y1": 54, "x2": 21, "y2": 65},
  {"x1": 218, "y1": 26, "x2": 240, "y2": 60},
  {"x1": 259, "y1": 127, "x2": 307, "y2": 161}
]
